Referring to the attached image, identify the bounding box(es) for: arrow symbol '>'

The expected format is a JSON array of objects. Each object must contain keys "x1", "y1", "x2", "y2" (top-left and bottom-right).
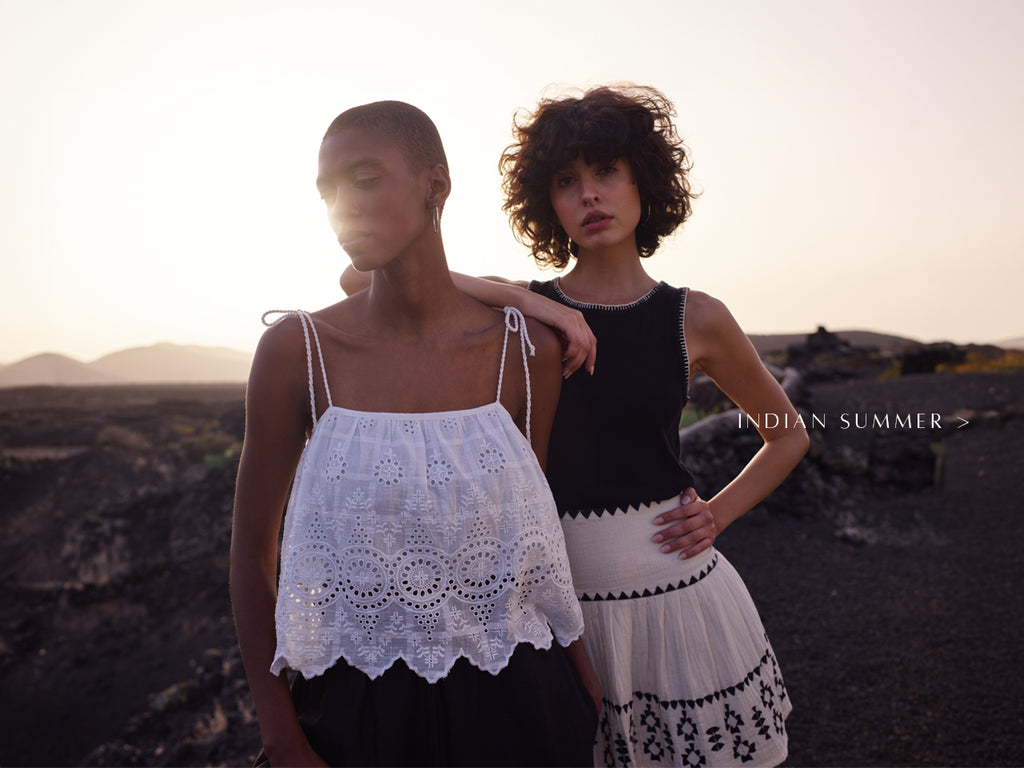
[{"x1": 956, "y1": 417, "x2": 970, "y2": 429}]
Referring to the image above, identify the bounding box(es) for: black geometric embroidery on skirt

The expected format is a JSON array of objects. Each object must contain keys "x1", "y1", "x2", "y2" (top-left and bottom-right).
[
  {"x1": 560, "y1": 497, "x2": 670, "y2": 519},
  {"x1": 597, "y1": 642, "x2": 788, "y2": 767},
  {"x1": 579, "y1": 554, "x2": 719, "y2": 602}
]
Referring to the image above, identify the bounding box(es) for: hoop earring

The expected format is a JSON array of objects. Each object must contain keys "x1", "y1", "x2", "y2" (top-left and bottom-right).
[
  {"x1": 432, "y1": 205, "x2": 440, "y2": 233},
  {"x1": 641, "y1": 202, "x2": 651, "y2": 225}
]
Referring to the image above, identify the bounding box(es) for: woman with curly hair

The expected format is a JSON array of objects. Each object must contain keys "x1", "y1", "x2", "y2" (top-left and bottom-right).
[{"x1": 342, "y1": 85, "x2": 808, "y2": 766}]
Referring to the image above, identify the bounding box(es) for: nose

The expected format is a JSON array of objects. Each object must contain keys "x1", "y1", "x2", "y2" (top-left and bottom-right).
[
  {"x1": 328, "y1": 190, "x2": 344, "y2": 219},
  {"x1": 580, "y1": 175, "x2": 600, "y2": 206},
  {"x1": 327, "y1": 188, "x2": 353, "y2": 225},
  {"x1": 324, "y1": 193, "x2": 354, "y2": 242}
]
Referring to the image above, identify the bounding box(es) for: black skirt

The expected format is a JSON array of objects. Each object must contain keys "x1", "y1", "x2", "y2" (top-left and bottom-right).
[{"x1": 281, "y1": 641, "x2": 598, "y2": 767}]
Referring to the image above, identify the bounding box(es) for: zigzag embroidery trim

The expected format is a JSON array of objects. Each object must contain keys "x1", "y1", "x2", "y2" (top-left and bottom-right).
[
  {"x1": 601, "y1": 642, "x2": 786, "y2": 712},
  {"x1": 579, "y1": 553, "x2": 719, "y2": 602},
  {"x1": 560, "y1": 499, "x2": 672, "y2": 520}
]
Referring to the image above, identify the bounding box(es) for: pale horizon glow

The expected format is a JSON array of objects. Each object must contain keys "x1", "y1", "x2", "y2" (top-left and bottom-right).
[{"x1": 2, "y1": 0, "x2": 1023, "y2": 364}]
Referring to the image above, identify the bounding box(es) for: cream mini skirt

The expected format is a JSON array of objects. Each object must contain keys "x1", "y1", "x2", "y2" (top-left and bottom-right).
[{"x1": 561, "y1": 498, "x2": 791, "y2": 767}]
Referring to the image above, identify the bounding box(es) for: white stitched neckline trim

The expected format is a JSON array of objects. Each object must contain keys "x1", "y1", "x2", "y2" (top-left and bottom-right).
[{"x1": 552, "y1": 279, "x2": 663, "y2": 310}]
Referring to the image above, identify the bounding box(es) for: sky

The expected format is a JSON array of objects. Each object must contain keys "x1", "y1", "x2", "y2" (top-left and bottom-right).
[{"x1": 2, "y1": 0, "x2": 1022, "y2": 364}]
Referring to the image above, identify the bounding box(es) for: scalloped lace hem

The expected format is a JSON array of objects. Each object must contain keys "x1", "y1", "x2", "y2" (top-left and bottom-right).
[{"x1": 270, "y1": 625, "x2": 583, "y2": 683}]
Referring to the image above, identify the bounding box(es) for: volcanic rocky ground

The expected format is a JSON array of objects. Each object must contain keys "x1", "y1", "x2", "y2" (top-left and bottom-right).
[{"x1": 1, "y1": 341, "x2": 1022, "y2": 766}]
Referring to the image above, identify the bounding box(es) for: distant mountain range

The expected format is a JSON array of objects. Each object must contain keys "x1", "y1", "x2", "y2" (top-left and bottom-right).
[
  {"x1": 746, "y1": 329, "x2": 915, "y2": 355},
  {"x1": 0, "y1": 343, "x2": 254, "y2": 388},
  {"x1": 747, "y1": 331, "x2": 1024, "y2": 356},
  {"x1": 1, "y1": 331, "x2": 1021, "y2": 388},
  {"x1": 995, "y1": 336, "x2": 1024, "y2": 351}
]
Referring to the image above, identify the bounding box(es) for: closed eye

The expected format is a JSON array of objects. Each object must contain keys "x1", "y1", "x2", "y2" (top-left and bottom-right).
[{"x1": 353, "y1": 175, "x2": 380, "y2": 190}]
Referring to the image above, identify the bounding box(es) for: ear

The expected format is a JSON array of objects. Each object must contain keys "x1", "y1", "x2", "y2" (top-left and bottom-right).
[{"x1": 425, "y1": 163, "x2": 452, "y2": 210}]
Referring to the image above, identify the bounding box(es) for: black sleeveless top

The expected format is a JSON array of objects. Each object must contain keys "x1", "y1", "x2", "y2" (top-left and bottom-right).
[{"x1": 530, "y1": 280, "x2": 696, "y2": 517}]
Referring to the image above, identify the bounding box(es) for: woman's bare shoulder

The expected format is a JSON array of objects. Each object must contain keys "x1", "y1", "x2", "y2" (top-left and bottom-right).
[
  {"x1": 249, "y1": 313, "x2": 312, "y2": 394},
  {"x1": 256, "y1": 312, "x2": 307, "y2": 361},
  {"x1": 683, "y1": 290, "x2": 754, "y2": 374},
  {"x1": 251, "y1": 299, "x2": 354, "y2": 395},
  {"x1": 684, "y1": 289, "x2": 735, "y2": 336}
]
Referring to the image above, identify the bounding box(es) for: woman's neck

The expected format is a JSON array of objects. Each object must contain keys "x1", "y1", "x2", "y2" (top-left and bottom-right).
[
  {"x1": 365, "y1": 242, "x2": 465, "y2": 337},
  {"x1": 558, "y1": 243, "x2": 657, "y2": 305}
]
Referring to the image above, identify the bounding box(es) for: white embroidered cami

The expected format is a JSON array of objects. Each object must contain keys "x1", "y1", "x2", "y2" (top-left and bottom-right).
[{"x1": 267, "y1": 308, "x2": 583, "y2": 683}]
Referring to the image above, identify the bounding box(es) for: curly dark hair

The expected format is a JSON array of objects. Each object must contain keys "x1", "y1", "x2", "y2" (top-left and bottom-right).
[{"x1": 499, "y1": 85, "x2": 696, "y2": 270}]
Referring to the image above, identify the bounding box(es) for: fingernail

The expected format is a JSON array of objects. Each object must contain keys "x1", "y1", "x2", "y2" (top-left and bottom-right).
[
  {"x1": 660, "y1": 544, "x2": 671, "y2": 553},
  {"x1": 652, "y1": 534, "x2": 663, "y2": 543}
]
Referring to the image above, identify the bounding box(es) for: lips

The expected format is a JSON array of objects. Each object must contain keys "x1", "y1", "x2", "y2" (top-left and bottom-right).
[
  {"x1": 582, "y1": 211, "x2": 612, "y2": 227},
  {"x1": 339, "y1": 232, "x2": 371, "y2": 249}
]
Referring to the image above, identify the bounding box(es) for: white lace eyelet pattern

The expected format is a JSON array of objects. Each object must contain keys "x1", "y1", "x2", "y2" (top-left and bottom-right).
[
  {"x1": 426, "y1": 455, "x2": 454, "y2": 487},
  {"x1": 477, "y1": 444, "x2": 507, "y2": 475},
  {"x1": 272, "y1": 405, "x2": 583, "y2": 683},
  {"x1": 373, "y1": 451, "x2": 405, "y2": 487},
  {"x1": 325, "y1": 447, "x2": 348, "y2": 483}
]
